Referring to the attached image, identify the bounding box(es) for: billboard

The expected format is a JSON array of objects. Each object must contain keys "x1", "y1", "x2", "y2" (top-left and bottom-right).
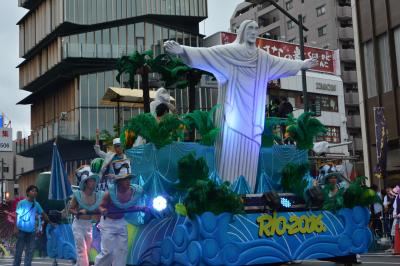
[
  {"x1": 0, "y1": 128, "x2": 12, "y2": 152},
  {"x1": 220, "y1": 32, "x2": 339, "y2": 75}
]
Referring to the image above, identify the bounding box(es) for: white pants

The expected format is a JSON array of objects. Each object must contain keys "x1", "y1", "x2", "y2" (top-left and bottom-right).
[
  {"x1": 72, "y1": 219, "x2": 93, "y2": 266},
  {"x1": 94, "y1": 217, "x2": 128, "y2": 266}
]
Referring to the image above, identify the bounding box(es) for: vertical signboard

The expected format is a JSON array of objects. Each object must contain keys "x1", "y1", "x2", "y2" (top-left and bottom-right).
[
  {"x1": 0, "y1": 128, "x2": 12, "y2": 152},
  {"x1": 373, "y1": 107, "x2": 387, "y2": 179}
]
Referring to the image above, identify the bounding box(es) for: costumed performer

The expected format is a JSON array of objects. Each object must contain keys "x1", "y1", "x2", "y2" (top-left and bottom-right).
[
  {"x1": 94, "y1": 159, "x2": 148, "y2": 266},
  {"x1": 69, "y1": 168, "x2": 103, "y2": 266}
]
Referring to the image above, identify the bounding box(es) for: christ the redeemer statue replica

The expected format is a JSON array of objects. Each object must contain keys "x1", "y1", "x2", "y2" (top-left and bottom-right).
[{"x1": 164, "y1": 20, "x2": 318, "y2": 191}]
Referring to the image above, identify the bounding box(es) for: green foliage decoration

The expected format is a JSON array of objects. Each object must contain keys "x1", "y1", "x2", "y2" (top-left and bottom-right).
[
  {"x1": 280, "y1": 163, "x2": 309, "y2": 198},
  {"x1": 121, "y1": 113, "x2": 184, "y2": 149},
  {"x1": 285, "y1": 112, "x2": 327, "y2": 150},
  {"x1": 322, "y1": 175, "x2": 381, "y2": 212},
  {"x1": 176, "y1": 153, "x2": 244, "y2": 218},
  {"x1": 343, "y1": 176, "x2": 381, "y2": 208},
  {"x1": 182, "y1": 105, "x2": 221, "y2": 146},
  {"x1": 176, "y1": 152, "x2": 209, "y2": 190},
  {"x1": 184, "y1": 180, "x2": 245, "y2": 219},
  {"x1": 116, "y1": 50, "x2": 154, "y2": 89},
  {"x1": 262, "y1": 117, "x2": 284, "y2": 147}
]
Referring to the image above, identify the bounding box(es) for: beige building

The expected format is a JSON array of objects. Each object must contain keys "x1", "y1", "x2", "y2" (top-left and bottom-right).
[
  {"x1": 230, "y1": 0, "x2": 362, "y2": 172},
  {"x1": 0, "y1": 131, "x2": 33, "y2": 200}
]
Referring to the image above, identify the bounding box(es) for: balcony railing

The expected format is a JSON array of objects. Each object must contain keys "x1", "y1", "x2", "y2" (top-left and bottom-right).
[
  {"x1": 62, "y1": 42, "x2": 153, "y2": 60},
  {"x1": 337, "y1": 6, "x2": 352, "y2": 19},
  {"x1": 353, "y1": 137, "x2": 363, "y2": 151},
  {"x1": 339, "y1": 48, "x2": 355, "y2": 62},
  {"x1": 16, "y1": 121, "x2": 79, "y2": 154},
  {"x1": 339, "y1": 27, "x2": 354, "y2": 40},
  {"x1": 342, "y1": 70, "x2": 357, "y2": 83},
  {"x1": 344, "y1": 92, "x2": 359, "y2": 105},
  {"x1": 346, "y1": 115, "x2": 361, "y2": 128}
]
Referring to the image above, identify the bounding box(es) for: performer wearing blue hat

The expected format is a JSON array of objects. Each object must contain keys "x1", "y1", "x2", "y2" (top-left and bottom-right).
[
  {"x1": 69, "y1": 166, "x2": 103, "y2": 266},
  {"x1": 94, "y1": 159, "x2": 148, "y2": 266}
]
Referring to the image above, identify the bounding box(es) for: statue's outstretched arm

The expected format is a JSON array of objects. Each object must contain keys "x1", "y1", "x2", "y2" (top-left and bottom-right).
[
  {"x1": 164, "y1": 40, "x2": 184, "y2": 55},
  {"x1": 301, "y1": 58, "x2": 318, "y2": 70}
]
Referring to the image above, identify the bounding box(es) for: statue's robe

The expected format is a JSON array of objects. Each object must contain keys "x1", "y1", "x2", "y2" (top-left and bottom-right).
[{"x1": 181, "y1": 44, "x2": 304, "y2": 191}]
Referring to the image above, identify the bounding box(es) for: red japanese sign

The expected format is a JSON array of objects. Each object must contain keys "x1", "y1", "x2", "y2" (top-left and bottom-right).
[{"x1": 220, "y1": 32, "x2": 338, "y2": 75}]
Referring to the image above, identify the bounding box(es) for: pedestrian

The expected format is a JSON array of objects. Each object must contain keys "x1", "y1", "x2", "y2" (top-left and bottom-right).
[
  {"x1": 69, "y1": 168, "x2": 103, "y2": 266},
  {"x1": 94, "y1": 160, "x2": 148, "y2": 266},
  {"x1": 390, "y1": 185, "x2": 400, "y2": 253},
  {"x1": 370, "y1": 184, "x2": 383, "y2": 237},
  {"x1": 277, "y1": 96, "x2": 294, "y2": 144},
  {"x1": 268, "y1": 98, "x2": 280, "y2": 117},
  {"x1": 13, "y1": 185, "x2": 55, "y2": 266},
  {"x1": 94, "y1": 131, "x2": 128, "y2": 190}
]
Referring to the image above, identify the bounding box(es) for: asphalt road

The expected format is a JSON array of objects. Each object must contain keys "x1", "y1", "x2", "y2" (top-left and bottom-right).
[{"x1": 0, "y1": 253, "x2": 398, "y2": 265}]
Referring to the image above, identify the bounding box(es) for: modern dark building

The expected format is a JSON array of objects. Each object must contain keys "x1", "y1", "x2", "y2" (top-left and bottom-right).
[
  {"x1": 16, "y1": 0, "x2": 210, "y2": 193},
  {"x1": 352, "y1": 0, "x2": 400, "y2": 185}
]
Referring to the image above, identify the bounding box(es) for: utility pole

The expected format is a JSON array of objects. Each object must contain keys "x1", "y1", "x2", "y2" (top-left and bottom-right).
[{"x1": 247, "y1": 0, "x2": 310, "y2": 111}]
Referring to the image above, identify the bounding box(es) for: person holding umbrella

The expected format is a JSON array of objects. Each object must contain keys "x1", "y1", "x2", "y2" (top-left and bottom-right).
[
  {"x1": 69, "y1": 167, "x2": 103, "y2": 266},
  {"x1": 94, "y1": 159, "x2": 148, "y2": 266}
]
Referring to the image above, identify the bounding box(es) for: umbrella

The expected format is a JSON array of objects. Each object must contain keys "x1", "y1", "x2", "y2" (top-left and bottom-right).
[{"x1": 49, "y1": 142, "x2": 72, "y2": 201}]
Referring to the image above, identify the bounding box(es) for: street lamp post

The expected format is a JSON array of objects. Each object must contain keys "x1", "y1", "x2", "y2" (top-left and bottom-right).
[{"x1": 246, "y1": 0, "x2": 310, "y2": 111}]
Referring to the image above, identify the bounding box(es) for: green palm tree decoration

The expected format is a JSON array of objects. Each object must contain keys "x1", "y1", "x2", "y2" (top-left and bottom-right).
[
  {"x1": 182, "y1": 105, "x2": 220, "y2": 146},
  {"x1": 121, "y1": 113, "x2": 185, "y2": 149},
  {"x1": 151, "y1": 53, "x2": 214, "y2": 113},
  {"x1": 116, "y1": 50, "x2": 155, "y2": 113},
  {"x1": 285, "y1": 112, "x2": 327, "y2": 150}
]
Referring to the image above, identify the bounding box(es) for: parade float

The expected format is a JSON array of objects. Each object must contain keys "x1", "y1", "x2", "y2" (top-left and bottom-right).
[
  {"x1": 40, "y1": 110, "x2": 378, "y2": 266},
  {"x1": 40, "y1": 19, "x2": 378, "y2": 265}
]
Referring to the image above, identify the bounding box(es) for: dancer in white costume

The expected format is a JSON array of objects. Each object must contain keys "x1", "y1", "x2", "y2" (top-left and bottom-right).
[{"x1": 164, "y1": 20, "x2": 317, "y2": 190}]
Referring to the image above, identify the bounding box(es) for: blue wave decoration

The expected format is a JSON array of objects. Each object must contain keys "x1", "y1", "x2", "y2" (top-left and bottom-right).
[{"x1": 131, "y1": 207, "x2": 372, "y2": 265}]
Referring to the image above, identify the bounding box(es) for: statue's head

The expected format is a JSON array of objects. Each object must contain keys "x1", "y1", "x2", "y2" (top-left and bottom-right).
[{"x1": 234, "y1": 20, "x2": 259, "y2": 45}]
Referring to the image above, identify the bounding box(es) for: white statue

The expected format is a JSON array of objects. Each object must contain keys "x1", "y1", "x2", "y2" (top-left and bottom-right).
[{"x1": 164, "y1": 20, "x2": 317, "y2": 191}]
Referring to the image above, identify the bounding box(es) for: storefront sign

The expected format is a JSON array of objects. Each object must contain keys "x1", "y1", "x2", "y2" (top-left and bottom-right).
[
  {"x1": 221, "y1": 32, "x2": 337, "y2": 75},
  {"x1": 316, "y1": 82, "x2": 336, "y2": 91},
  {"x1": 0, "y1": 128, "x2": 12, "y2": 152},
  {"x1": 256, "y1": 212, "x2": 326, "y2": 237}
]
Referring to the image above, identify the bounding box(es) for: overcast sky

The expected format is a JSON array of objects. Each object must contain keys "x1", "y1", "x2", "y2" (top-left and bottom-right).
[{"x1": 0, "y1": 0, "x2": 243, "y2": 138}]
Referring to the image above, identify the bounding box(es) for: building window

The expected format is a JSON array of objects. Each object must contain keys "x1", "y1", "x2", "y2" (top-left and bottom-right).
[
  {"x1": 286, "y1": 0, "x2": 293, "y2": 10},
  {"x1": 287, "y1": 20, "x2": 294, "y2": 30},
  {"x1": 363, "y1": 41, "x2": 377, "y2": 98},
  {"x1": 378, "y1": 34, "x2": 392, "y2": 93},
  {"x1": 393, "y1": 27, "x2": 400, "y2": 87},
  {"x1": 309, "y1": 93, "x2": 339, "y2": 112},
  {"x1": 301, "y1": 0, "x2": 304, "y2": 3},
  {"x1": 318, "y1": 25, "x2": 327, "y2": 37},
  {"x1": 304, "y1": 36, "x2": 307, "y2": 43},
  {"x1": 316, "y1": 126, "x2": 341, "y2": 143},
  {"x1": 2, "y1": 166, "x2": 9, "y2": 173},
  {"x1": 316, "y1": 5, "x2": 326, "y2": 17}
]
